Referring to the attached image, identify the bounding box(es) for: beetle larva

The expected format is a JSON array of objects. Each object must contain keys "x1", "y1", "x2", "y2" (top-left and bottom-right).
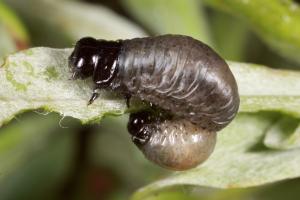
[{"x1": 69, "y1": 34, "x2": 239, "y2": 170}]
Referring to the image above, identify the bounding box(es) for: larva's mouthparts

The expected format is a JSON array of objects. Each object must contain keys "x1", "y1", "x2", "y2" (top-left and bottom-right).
[{"x1": 128, "y1": 111, "x2": 216, "y2": 171}]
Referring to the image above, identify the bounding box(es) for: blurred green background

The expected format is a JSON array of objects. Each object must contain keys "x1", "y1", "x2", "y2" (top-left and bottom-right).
[{"x1": 1, "y1": 0, "x2": 300, "y2": 199}]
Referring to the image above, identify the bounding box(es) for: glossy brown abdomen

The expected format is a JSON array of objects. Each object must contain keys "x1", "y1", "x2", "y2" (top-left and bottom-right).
[{"x1": 117, "y1": 35, "x2": 239, "y2": 131}]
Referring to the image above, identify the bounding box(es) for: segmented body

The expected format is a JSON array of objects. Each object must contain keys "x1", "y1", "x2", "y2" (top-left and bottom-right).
[
  {"x1": 69, "y1": 34, "x2": 240, "y2": 170},
  {"x1": 114, "y1": 35, "x2": 239, "y2": 131}
]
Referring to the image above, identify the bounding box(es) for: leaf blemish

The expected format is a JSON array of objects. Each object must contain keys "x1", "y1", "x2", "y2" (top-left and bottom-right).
[
  {"x1": 5, "y1": 69, "x2": 28, "y2": 91},
  {"x1": 23, "y1": 61, "x2": 34, "y2": 76},
  {"x1": 44, "y1": 66, "x2": 59, "y2": 81},
  {"x1": 24, "y1": 49, "x2": 33, "y2": 56}
]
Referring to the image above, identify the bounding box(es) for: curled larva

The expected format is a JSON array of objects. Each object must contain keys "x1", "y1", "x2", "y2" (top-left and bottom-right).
[
  {"x1": 69, "y1": 34, "x2": 239, "y2": 170},
  {"x1": 128, "y1": 111, "x2": 216, "y2": 170}
]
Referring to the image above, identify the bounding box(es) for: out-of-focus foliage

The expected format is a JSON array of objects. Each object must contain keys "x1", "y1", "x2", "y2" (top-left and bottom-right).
[
  {"x1": 208, "y1": 11, "x2": 249, "y2": 61},
  {"x1": 0, "y1": 1, "x2": 29, "y2": 56},
  {"x1": 4, "y1": 0, "x2": 145, "y2": 47},
  {"x1": 1, "y1": 0, "x2": 300, "y2": 200},
  {"x1": 0, "y1": 113, "x2": 77, "y2": 200},
  {"x1": 0, "y1": 22, "x2": 16, "y2": 57},
  {"x1": 203, "y1": 0, "x2": 300, "y2": 64},
  {"x1": 121, "y1": 0, "x2": 212, "y2": 45}
]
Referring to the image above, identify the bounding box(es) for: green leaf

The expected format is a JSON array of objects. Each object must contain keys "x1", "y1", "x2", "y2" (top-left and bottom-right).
[
  {"x1": 264, "y1": 115, "x2": 300, "y2": 150},
  {"x1": 203, "y1": 0, "x2": 300, "y2": 64},
  {"x1": 131, "y1": 113, "x2": 300, "y2": 199},
  {"x1": 0, "y1": 48, "x2": 127, "y2": 127},
  {"x1": 140, "y1": 189, "x2": 198, "y2": 200},
  {"x1": 136, "y1": 178, "x2": 300, "y2": 200},
  {"x1": 230, "y1": 62, "x2": 300, "y2": 116},
  {"x1": 0, "y1": 1, "x2": 29, "y2": 45},
  {"x1": 121, "y1": 0, "x2": 212, "y2": 45},
  {"x1": 2, "y1": 48, "x2": 300, "y2": 126}
]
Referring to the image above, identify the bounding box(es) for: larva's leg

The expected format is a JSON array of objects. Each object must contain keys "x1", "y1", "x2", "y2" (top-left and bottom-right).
[
  {"x1": 88, "y1": 88, "x2": 100, "y2": 105},
  {"x1": 124, "y1": 93, "x2": 132, "y2": 108}
]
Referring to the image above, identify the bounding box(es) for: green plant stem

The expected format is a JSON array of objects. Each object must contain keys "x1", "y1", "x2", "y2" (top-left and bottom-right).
[{"x1": 203, "y1": 0, "x2": 300, "y2": 64}]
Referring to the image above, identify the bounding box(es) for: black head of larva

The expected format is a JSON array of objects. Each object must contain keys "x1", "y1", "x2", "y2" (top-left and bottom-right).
[
  {"x1": 127, "y1": 111, "x2": 162, "y2": 147},
  {"x1": 69, "y1": 37, "x2": 98, "y2": 79},
  {"x1": 68, "y1": 37, "x2": 121, "y2": 88}
]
